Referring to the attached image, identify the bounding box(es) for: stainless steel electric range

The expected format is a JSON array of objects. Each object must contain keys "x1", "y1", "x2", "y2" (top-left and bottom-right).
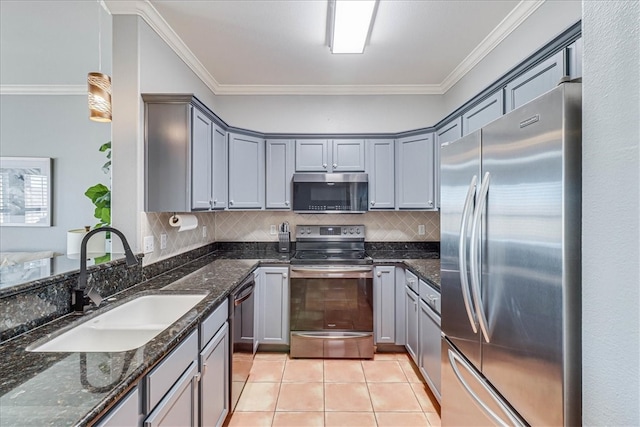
[{"x1": 289, "y1": 225, "x2": 374, "y2": 359}]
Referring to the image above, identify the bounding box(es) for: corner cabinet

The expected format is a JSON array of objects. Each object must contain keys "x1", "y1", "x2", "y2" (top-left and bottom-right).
[
  {"x1": 256, "y1": 267, "x2": 290, "y2": 346},
  {"x1": 266, "y1": 139, "x2": 294, "y2": 209},
  {"x1": 366, "y1": 139, "x2": 395, "y2": 210},
  {"x1": 396, "y1": 133, "x2": 435, "y2": 210},
  {"x1": 143, "y1": 95, "x2": 226, "y2": 212},
  {"x1": 374, "y1": 266, "x2": 396, "y2": 343},
  {"x1": 295, "y1": 139, "x2": 365, "y2": 172},
  {"x1": 228, "y1": 133, "x2": 265, "y2": 209}
]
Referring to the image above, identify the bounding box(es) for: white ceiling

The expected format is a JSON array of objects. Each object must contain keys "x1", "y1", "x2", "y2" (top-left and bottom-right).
[{"x1": 106, "y1": 0, "x2": 545, "y2": 95}]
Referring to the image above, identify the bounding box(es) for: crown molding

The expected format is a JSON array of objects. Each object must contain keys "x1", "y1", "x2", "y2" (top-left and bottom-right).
[
  {"x1": 105, "y1": 0, "x2": 544, "y2": 96},
  {"x1": 439, "y1": 0, "x2": 546, "y2": 93},
  {"x1": 0, "y1": 85, "x2": 86, "y2": 95}
]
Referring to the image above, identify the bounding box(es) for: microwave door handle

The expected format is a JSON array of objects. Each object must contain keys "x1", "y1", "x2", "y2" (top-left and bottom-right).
[
  {"x1": 470, "y1": 172, "x2": 491, "y2": 343},
  {"x1": 459, "y1": 175, "x2": 479, "y2": 333}
]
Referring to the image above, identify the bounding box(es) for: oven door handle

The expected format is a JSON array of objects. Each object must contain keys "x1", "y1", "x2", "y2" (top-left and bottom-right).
[
  {"x1": 290, "y1": 267, "x2": 373, "y2": 273},
  {"x1": 292, "y1": 332, "x2": 373, "y2": 340},
  {"x1": 290, "y1": 267, "x2": 373, "y2": 279}
]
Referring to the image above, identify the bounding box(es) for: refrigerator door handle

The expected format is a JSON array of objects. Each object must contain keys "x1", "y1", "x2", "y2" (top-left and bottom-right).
[
  {"x1": 448, "y1": 348, "x2": 525, "y2": 427},
  {"x1": 470, "y1": 171, "x2": 491, "y2": 343},
  {"x1": 458, "y1": 175, "x2": 479, "y2": 333}
]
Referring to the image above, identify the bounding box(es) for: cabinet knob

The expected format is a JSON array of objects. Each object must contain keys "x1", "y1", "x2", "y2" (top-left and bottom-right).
[
  {"x1": 332, "y1": 163, "x2": 337, "y2": 169},
  {"x1": 213, "y1": 199, "x2": 218, "y2": 205},
  {"x1": 323, "y1": 163, "x2": 327, "y2": 169},
  {"x1": 283, "y1": 273, "x2": 288, "y2": 279},
  {"x1": 285, "y1": 201, "x2": 290, "y2": 206},
  {"x1": 370, "y1": 201, "x2": 375, "y2": 206},
  {"x1": 229, "y1": 200, "x2": 234, "y2": 206},
  {"x1": 376, "y1": 271, "x2": 382, "y2": 277},
  {"x1": 427, "y1": 200, "x2": 433, "y2": 206}
]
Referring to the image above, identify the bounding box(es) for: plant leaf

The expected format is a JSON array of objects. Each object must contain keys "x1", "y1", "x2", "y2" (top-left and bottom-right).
[{"x1": 99, "y1": 141, "x2": 111, "y2": 152}]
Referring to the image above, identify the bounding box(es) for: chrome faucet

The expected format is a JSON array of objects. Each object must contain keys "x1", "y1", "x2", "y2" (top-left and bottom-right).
[{"x1": 73, "y1": 226, "x2": 138, "y2": 313}]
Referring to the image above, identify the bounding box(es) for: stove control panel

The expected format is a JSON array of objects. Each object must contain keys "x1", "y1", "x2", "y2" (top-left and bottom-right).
[{"x1": 296, "y1": 225, "x2": 365, "y2": 239}]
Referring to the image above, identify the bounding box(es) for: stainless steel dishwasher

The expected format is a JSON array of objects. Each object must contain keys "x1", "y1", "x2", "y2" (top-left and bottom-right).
[{"x1": 228, "y1": 273, "x2": 256, "y2": 411}]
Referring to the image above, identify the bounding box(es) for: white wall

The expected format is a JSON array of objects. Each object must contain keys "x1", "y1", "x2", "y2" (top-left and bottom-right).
[
  {"x1": 582, "y1": 1, "x2": 640, "y2": 424},
  {"x1": 214, "y1": 94, "x2": 444, "y2": 134},
  {"x1": 442, "y1": 0, "x2": 581, "y2": 115}
]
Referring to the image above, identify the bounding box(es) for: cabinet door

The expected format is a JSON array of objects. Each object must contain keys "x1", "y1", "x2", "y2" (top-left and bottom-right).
[
  {"x1": 295, "y1": 139, "x2": 329, "y2": 172},
  {"x1": 256, "y1": 267, "x2": 290, "y2": 345},
  {"x1": 374, "y1": 266, "x2": 396, "y2": 343},
  {"x1": 394, "y1": 267, "x2": 406, "y2": 346},
  {"x1": 96, "y1": 386, "x2": 140, "y2": 427},
  {"x1": 228, "y1": 133, "x2": 265, "y2": 209},
  {"x1": 366, "y1": 139, "x2": 395, "y2": 209},
  {"x1": 405, "y1": 287, "x2": 419, "y2": 363},
  {"x1": 505, "y1": 50, "x2": 566, "y2": 112},
  {"x1": 332, "y1": 139, "x2": 365, "y2": 172},
  {"x1": 144, "y1": 361, "x2": 199, "y2": 427},
  {"x1": 191, "y1": 107, "x2": 213, "y2": 210},
  {"x1": 200, "y1": 322, "x2": 229, "y2": 427},
  {"x1": 568, "y1": 37, "x2": 582, "y2": 79},
  {"x1": 211, "y1": 125, "x2": 228, "y2": 209},
  {"x1": 436, "y1": 118, "x2": 462, "y2": 209},
  {"x1": 266, "y1": 139, "x2": 294, "y2": 209},
  {"x1": 462, "y1": 90, "x2": 503, "y2": 136},
  {"x1": 396, "y1": 133, "x2": 435, "y2": 209},
  {"x1": 419, "y1": 300, "x2": 441, "y2": 403}
]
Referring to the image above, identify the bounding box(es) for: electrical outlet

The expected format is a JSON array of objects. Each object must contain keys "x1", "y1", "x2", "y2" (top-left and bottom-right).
[
  {"x1": 418, "y1": 225, "x2": 426, "y2": 235},
  {"x1": 202, "y1": 226, "x2": 207, "y2": 238},
  {"x1": 160, "y1": 233, "x2": 167, "y2": 250},
  {"x1": 143, "y1": 236, "x2": 154, "y2": 253},
  {"x1": 270, "y1": 225, "x2": 277, "y2": 235}
]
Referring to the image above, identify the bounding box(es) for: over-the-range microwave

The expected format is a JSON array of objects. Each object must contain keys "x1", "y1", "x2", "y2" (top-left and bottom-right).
[{"x1": 292, "y1": 173, "x2": 368, "y2": 213}]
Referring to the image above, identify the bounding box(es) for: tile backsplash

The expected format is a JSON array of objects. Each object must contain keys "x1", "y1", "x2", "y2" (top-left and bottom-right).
[{"x1": 143, "y1": 210, "x2": 439, "y2": 265}]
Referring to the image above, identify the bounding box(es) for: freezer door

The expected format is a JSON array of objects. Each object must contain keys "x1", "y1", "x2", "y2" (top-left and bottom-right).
[
  {"x1": 440, "y1": 131, "x2": 482, "y2": 368},
  {"x1": 441, "y1": 338, "x2": 526, "y2": 427},
  {"x1": 479, "y1": 83, "x2": 582, "y2": 426}
]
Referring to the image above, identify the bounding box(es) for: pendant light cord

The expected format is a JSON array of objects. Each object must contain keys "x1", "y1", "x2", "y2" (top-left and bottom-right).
[{"x1": 97, "y1": 0, "x2": 102, "y2": 72}]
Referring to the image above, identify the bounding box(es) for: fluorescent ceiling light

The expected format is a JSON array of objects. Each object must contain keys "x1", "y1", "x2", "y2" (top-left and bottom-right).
[{"x1": 330, "y1": 0, "x2": 377, "y2": 54}]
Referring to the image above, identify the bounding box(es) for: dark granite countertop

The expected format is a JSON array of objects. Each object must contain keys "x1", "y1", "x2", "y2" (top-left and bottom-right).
[
  {"x1": 368, "y1": 251, "x2": 440, "y2": 289},
  {"x1": 0, "y1": 248, "x2": 438, "y2": 426}
]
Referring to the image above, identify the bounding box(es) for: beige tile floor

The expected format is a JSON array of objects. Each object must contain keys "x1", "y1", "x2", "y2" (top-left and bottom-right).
[{"x1": 225, "y1": 352, "x2": 441, "y2": 427}]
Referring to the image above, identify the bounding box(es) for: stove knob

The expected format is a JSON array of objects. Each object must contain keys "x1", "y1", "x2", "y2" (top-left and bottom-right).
[
  {"x1": 306, "y1": 227, "x2": 311, "y2": 234},
  {"x1": 343, "y1": 228, "x2": 348, "y2": 234},
  {"x1": 299, "y1": 229, "x2": 305, "y2": 235},
  {"x1": 349, "y1": 227, "x2": 354, "y2": 234},
  {"x1": 356, "y1": 228, "x2": 361, "y2": 234}
]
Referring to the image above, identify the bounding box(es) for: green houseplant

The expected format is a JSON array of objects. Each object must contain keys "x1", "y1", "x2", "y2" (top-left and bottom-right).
[{"x1": 85, "y1": 141, "x2": 111, "y2": 229}]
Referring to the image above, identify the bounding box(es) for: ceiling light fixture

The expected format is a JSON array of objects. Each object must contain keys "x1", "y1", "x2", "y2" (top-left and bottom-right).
[
  {"x1": 329, "y1": 0, "x2": 378, "y2": 54},
  {"x1": 88, "y1": 0, "x2": 112, "y2": 122}
]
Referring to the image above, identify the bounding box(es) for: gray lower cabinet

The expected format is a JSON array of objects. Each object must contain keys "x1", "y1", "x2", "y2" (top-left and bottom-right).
[
  {"x1": 200, "y1": 322, "x2": 229, "y2": 427},
  {"x1": 394, "y1": 267, "x2": 406, "y2": 346},
  {"x1": 96, "y1": 386, "x2": 141, "y2": 427},
  {"x1": 396, "y1": 133, "x2": 435, "y2": 210},
  {"x1": 143, "y1": 95, "x2": 225, "y2": 212},
  {"x1": 295, "y1": 139, "x2": 365, "y2": 172},
  {"x1": 418, "y1": 280, "x2": 441, "y2": 403},
  {"x1": 266, "y1": 139, "x2": 294, "y2": 209},
  {"x1": 374, "y1": 266, "x2": 395, "y2": 344},
  {"x1": 228, "y1": 133, "x2": 265, "y2": 209},
  {"x1": 405, "y1": 286, "x2": 419, "y2": 363},
  {"x1": 505, "y1": 50, "x2": 566, "y2": 112},
  {"x1": 462, "y1": 90, "x2": 504, "y2": 136},
  {"x1": 366, "y1": 139, "x2": 395, "y2": 209},
  {"x1": 256, "y1": 267, "x2": 289, "y2": 346}
]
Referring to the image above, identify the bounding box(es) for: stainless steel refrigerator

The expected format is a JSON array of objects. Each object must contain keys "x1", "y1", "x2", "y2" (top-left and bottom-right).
[{"x1": 440, "y1": 82, "x2": 582, "y2": 426}]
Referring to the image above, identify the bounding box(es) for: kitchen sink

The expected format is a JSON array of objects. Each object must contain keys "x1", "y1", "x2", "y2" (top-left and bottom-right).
[{"x1": 27, "y1": 294, "x2": 206, "y2": 353}]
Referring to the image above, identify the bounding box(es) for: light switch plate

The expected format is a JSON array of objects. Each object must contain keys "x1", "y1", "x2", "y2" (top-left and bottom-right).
[
  {"x1": 160, "y1": 234, "x2": 167, "y2": 250},
  {"x1": 418, "y1": 225, "x2": 426, "y2": 235},
  {"x1": 202, "y1": 226, "x2": 207, "y2": 238},
  {"x1": 143, "y1": 236, "x2": 154, "y2": 253},
  {"x1": 270, "y1": 225, "x2": 277, "y2": 235}
]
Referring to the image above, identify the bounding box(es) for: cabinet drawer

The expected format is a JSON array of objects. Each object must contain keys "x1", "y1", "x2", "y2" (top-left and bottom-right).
[
  {"x1": 405, "y1": 270, "x2": 418, "y2": 293},
  {"x1": 201, "y1": 300, "x2": 228, "y2": 348},
  {"x1": 419, "y1": 279, "x2": 441, "y2": 315},
  {"x1": 146, "y1": 330, "x2": 198, "y2": 412}
]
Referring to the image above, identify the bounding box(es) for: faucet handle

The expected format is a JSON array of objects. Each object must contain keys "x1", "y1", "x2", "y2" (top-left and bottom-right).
[{"x1": 86, "y1": 287, "x2": 103, "y2": 308}]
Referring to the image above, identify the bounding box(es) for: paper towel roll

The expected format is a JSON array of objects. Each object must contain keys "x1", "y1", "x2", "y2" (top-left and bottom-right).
[
  {"x1": 67, "y1": 228, "x2": 106, "y2": 258},
  {"x1": 169, "y1": 214, "x2": 198, "y2": 232}
]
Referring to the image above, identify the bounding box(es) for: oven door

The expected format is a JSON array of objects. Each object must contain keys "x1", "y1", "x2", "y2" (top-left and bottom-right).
[{"x1": 289, "y1": 266, "x2": 374, "y2": 359}]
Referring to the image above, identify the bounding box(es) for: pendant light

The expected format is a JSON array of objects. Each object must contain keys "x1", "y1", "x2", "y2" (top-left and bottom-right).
[{"x1": 88, "y1": 0, "x2": 112, "y2": 122}]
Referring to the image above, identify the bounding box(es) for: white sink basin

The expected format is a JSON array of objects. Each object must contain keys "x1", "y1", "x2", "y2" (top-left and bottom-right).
[{"x1": 28, "y1": 294, "x2": 206, "y2": 353}]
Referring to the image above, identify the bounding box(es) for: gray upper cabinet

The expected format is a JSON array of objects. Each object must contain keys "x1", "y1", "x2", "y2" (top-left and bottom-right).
[
  {"x1": 143, "y1": 95, "x2": 224, "y2": 213},
  {"x1": 295, "y1": 139, "x2": 365, "y2": 172},
  {"x1": 504, "y1": 50, "x2": 566, "y2": 112},
  {"x1": 266, "y1": 139, "x2": 294, "y2": 209},
  {"x1": 211, "y1": 125, "x2": 228, "y2": 210},
  {"x1": 462, "y1": 90, "x2": 504, "y2": 136},
  {"x1": 228, "y1": 133, "x2": 265, "y2": 209},
  {"x1": 366, "y1": 139, "x2": 395, "y2": 209},
  {"x1": 435, "y1": 118, "x2": 462, "y2": 209},
  {"x1": 396, "y1": 133, "x2": 435, "y2": 210}
]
